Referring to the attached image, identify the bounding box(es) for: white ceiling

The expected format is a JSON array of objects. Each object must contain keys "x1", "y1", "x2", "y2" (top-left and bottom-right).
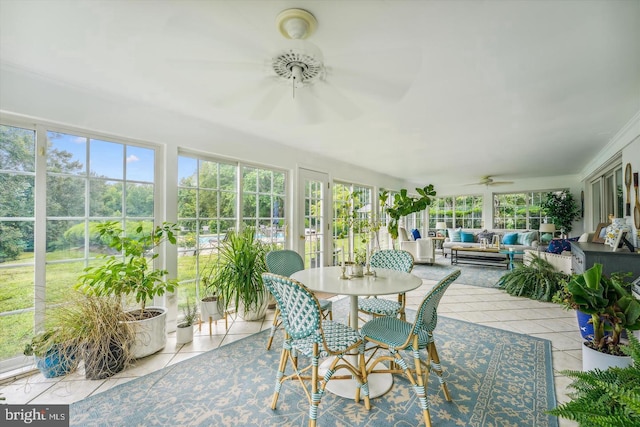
[{"x1": 1, "y1": 0, "x2": 639, "y2": 187}]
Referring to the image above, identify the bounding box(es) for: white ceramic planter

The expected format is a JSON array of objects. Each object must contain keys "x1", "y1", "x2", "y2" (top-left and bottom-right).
[
  {"x1": 200, "y1": 298, "x2": 224, "y2": 321},
  {"x1": 126, "y1": 306, "x2": 167, "y2": 359},
  {"x1": 238, "y1": 290, "x2": 270, "y2": 321},
  {"x1": 582, "y1": 342, "x2": 632, "y2": 371},
  {"x1": 175, "y1": 323, "x2": 193, "y2": 345}
]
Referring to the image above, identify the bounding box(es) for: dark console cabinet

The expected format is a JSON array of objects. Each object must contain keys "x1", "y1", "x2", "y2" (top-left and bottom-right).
[{"x1": 570, "y1": 242, "x2": 640, "y2": 279}]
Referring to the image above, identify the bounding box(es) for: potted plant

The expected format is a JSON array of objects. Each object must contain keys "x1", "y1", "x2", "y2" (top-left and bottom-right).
[
  {"x1": 176, "y1": 298, "x2": 198, "y2": 345},
  {"x1": 547, "y1": 332, "x2": 640, "y2": 426},
  {"x1": 561, "y1": 263, "x2": 640, "y2": 370},
  {"x1": 23, "y1": 328, "x2": 78, "y2": 378},
  {"x1": 209, "y1": 227, "x2": 270, "y2": 321},
  {"x1": 52, "y1": 293, "x2": 136, "y2": 380},
  {"x1": 497, "y1": 255, "x2": 569, "y2": 302},
  {"x1": 380, "y1": 185, "x2": 436, "y2": 242},
  {"x1": 76, "y1": 221, "x2": 179, "y2": 358},
  {"x1": 541, "y1": 190, "x2": 581, "y2": 236}
]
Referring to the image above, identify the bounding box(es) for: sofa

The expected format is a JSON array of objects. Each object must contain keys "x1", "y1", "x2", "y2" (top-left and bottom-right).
[
  {"x1": 397, "y1": 227, "x2": 435, "y2": 264},
  {"x1": 442, "y1": 228, "x2": 539, "y2": 259},
  {"x1": 521, "y1": 232, "x2": 593, "y2": 275}
]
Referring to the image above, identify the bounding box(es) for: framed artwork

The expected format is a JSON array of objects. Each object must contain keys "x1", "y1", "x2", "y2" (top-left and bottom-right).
[
  {"x1": 611, "y1": 230, "x2": 628, "y2": 252},
  {"x1": 592, "y1": 223, "x2": 608, "y2": 244}
]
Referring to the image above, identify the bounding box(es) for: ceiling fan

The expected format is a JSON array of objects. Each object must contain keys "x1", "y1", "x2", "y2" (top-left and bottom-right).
[
  {"x1": 466, "y1": 176, "x2": 514, "y2": 187},
  {"x1": 169, "y1": 7, "x2": 420, "y2": 124}
]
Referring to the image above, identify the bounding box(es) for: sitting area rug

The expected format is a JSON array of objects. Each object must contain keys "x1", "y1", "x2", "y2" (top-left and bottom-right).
[
  {"x1": 71, "y1": 300, "x2": 557, "y2": 427},
  {"x1": 412, "y1": 255, "x2": 508, "y2": 288}
]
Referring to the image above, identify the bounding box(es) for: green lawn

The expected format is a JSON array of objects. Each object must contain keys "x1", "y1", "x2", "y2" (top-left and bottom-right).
[{"x1": 0, "y1": 250, "x2": 213, "y2": 360}]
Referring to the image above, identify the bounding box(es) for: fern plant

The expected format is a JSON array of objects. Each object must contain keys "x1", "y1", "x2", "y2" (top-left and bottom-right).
[
  {"x1": 547, "y1": 332, "x2": 640, "y2": 426},
  {"x1": 497, "y1": 254, "x2": 569, "y2": 301}
]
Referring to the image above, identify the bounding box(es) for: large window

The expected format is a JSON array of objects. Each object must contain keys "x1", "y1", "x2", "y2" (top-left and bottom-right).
[
  {"x1": 0, "y1": 124, "x2": 36, "y2": 371},
  {"x1": 0, "y1": 124, "x2": 158, "y2": 373},
  {"x1": 176, "y1": 155, "x2": 287, "y2": 312},
  {"x1": 590, "y1": 162, "x2": 623, "y2": 229},
  {"x1": 429, "y1": 195, "x2": 483, "y2": 229},
  {"x1": 241, "y1": 166, "x2": 286, "y2": 247},
  {"x1": 493, "y1": 192, "x2": 545, "y2": 230},
  {"x1": 332, "y1": 182, "x2": 372, "y2": 264}
]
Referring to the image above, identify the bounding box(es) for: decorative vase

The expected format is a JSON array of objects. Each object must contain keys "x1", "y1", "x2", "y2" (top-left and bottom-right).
[
  {"x1": 582, "y1": 342, "x2": 632, "y2": 371},
  {"x1": 604, "y1": 218, "x2": 627, "y2": 248}
]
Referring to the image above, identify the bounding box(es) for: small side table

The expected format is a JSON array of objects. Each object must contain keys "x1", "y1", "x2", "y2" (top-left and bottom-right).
[
  {"x1": 500, "y1": 249, "x2": 525, "y2": 270},
  {"x1": 431, "y1": 236, "x2": 445, "y2": 252}
]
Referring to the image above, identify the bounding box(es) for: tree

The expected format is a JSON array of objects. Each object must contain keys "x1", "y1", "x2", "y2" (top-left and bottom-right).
[{"x1": 541, "y1": 190, "x2": 581, "y2": 234}]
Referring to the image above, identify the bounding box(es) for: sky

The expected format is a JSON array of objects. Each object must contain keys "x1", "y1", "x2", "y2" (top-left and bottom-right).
[{"x1": 47, "y1": 131, "x2": 154, "y2": 182}]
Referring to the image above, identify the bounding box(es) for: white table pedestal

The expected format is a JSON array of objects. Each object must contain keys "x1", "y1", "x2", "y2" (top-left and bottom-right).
[{"x1": 319, "y1": 356, "x2": 393, "y2": 399}]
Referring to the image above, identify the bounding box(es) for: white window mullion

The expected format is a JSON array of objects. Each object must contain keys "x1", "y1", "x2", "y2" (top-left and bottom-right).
[{"x1": 33, "y1": 124, "x2": 47, "y2": 331}]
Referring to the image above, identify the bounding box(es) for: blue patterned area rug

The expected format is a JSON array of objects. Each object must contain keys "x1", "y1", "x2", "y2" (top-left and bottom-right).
[
  {"x1": 70, "y1": 300, "x2": 557, "y2": 427},
  {"x1": 412, "y1": 256, "x2": 508, "y2": 288}
]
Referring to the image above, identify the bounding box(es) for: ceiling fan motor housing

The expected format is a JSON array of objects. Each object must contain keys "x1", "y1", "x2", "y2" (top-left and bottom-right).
[{"x1": 272, "y1": 40, "x2": 324, "y2": 86}]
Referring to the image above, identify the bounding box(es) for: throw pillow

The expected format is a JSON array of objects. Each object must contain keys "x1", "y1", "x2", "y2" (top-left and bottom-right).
[
  {"x1": 460, "y1": 231, "x2": 475, "y2": 243},
  {"x1": 448, "y1": 228, "x2": 462, "y2": 242},
  {"x1": 411, "y1": 229, "x2": 421, "y2": 240},
  {"x1": 502, "y1": 232, "x2": 518, "y2": 245},
  {"x1": 546, "y1": 238, "x2": 577, "y2": 254},
  {"x1": 477, "y1": 230, "x2": 494, "y2": 243},
  {"x1": 578, "y1": 232, "x2": 590, "y2": 243},
  {"x1": 518, "y1": 231, "x2": 537, "y2": 246}
]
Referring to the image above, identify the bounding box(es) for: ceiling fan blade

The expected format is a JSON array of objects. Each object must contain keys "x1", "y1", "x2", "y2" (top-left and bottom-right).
[
  {"x1": 325, "y1": 47, "x2": 421, "y2": 103},
  {"x1": 250, "y1": 82, "x2": 288, "y2": 121},
  {"x1": 305, "y1": 81, "x2": 362, "y2": 121}
]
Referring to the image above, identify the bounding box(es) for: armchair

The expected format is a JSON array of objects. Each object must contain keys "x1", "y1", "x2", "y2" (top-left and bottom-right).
[{"x1": 398, "y1": 227, "x2": 435, "y2": 265}]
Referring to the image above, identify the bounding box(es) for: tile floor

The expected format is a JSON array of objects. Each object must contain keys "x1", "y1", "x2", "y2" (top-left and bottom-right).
[{"x1": 1, "y1": 276, "x2": 581, "y2": 427}]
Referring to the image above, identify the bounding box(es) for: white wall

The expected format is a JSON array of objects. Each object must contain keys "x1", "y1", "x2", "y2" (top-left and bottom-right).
[{"x1": 0, "y1": 64, "x2": 409, "y2": 192}]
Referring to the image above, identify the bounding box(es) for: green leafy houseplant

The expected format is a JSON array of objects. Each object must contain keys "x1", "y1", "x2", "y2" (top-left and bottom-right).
[
  {"x1": 563, "y1": 263, "x2": 640, "y2": 355},
  {"x1": 497, "y1": 255, "x2": 570, "y2": 302},
  {"x1": 541, "y1": 190, "x2": 581, "y2": 235},
  {"x1": 76, "y1": 221, "x2": 179, "y2": 319},
  {"x1": 380, "y1": 185, "x2": 436, "y2": 241},
  {"x1": 209, "y1": 227, "x2": 270, "y2": 318},
  {"x1": 547, "y1": 332, "x2": 640, "y2": 426}
]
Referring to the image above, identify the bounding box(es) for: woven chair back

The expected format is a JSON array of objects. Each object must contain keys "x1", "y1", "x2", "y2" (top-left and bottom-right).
[
  {"x1": 413, "y1": 270, "x2": 460, "y2": 334},
  {"x1": 370, "y1": 249, "x2": 414, "y2": 272},
  {"x1": 262, "y1": 273, "x2": 321, "y2": 340},
  {"x1": 266, "y1": 250, "x2": 305, "y2": 278}
]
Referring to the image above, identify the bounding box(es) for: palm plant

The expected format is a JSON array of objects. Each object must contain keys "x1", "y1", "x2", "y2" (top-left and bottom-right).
[
  {"x1": 210, "y1": 227, "x2": 269, "y2": 315},
  {"x1": 497, "y1": 255, "x2": 569, "y2": 301},
  {"x1": 547, "y1": 332, "x2": 640, "y2": 426}
]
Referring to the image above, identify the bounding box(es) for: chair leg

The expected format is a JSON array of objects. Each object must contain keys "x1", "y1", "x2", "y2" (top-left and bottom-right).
[
  {"x1": 413, "y1": 344, "x2": 432, "y2": 427},
  {"x1": 271, "y1": 343, "x2": 289, "y2": 410},
  {"x1": 266, "y1": 307, "x2": 281, "y2": 350},
  {"x1": 428, "y1": 341, "x2": 451, "y2": 401},
  {"x1": 308, "y1": 344, "x2": 320, "y2": 427}
]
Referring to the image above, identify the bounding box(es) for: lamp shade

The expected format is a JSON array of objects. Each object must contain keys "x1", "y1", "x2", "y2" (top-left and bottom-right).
[
  {"x1": 539, "y1": 223, "x2": 556, "y2": 233},
  {"x1": 435, "y1": 222, "x2": 448, "y2": 230}
]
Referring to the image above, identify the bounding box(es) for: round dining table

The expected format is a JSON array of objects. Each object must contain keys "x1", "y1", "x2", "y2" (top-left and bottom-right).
[{"x1": 291, "y1": 265, "x2": 423, "y2": 399}]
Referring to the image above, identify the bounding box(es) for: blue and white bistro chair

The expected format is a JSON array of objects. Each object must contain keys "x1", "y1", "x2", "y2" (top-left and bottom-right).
[
  {"x1": 264, "y1": 250, "x2": 332, "y2": 350},
  {"x1": 357, "y1": 249, "x2": 414, "y2": 321},
  {"x1": 360, "y1": 269, "x2": 461, "y2": 427},
  {"x1": 262, "y1": 273, "x2": 370, "y2": 427}
]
